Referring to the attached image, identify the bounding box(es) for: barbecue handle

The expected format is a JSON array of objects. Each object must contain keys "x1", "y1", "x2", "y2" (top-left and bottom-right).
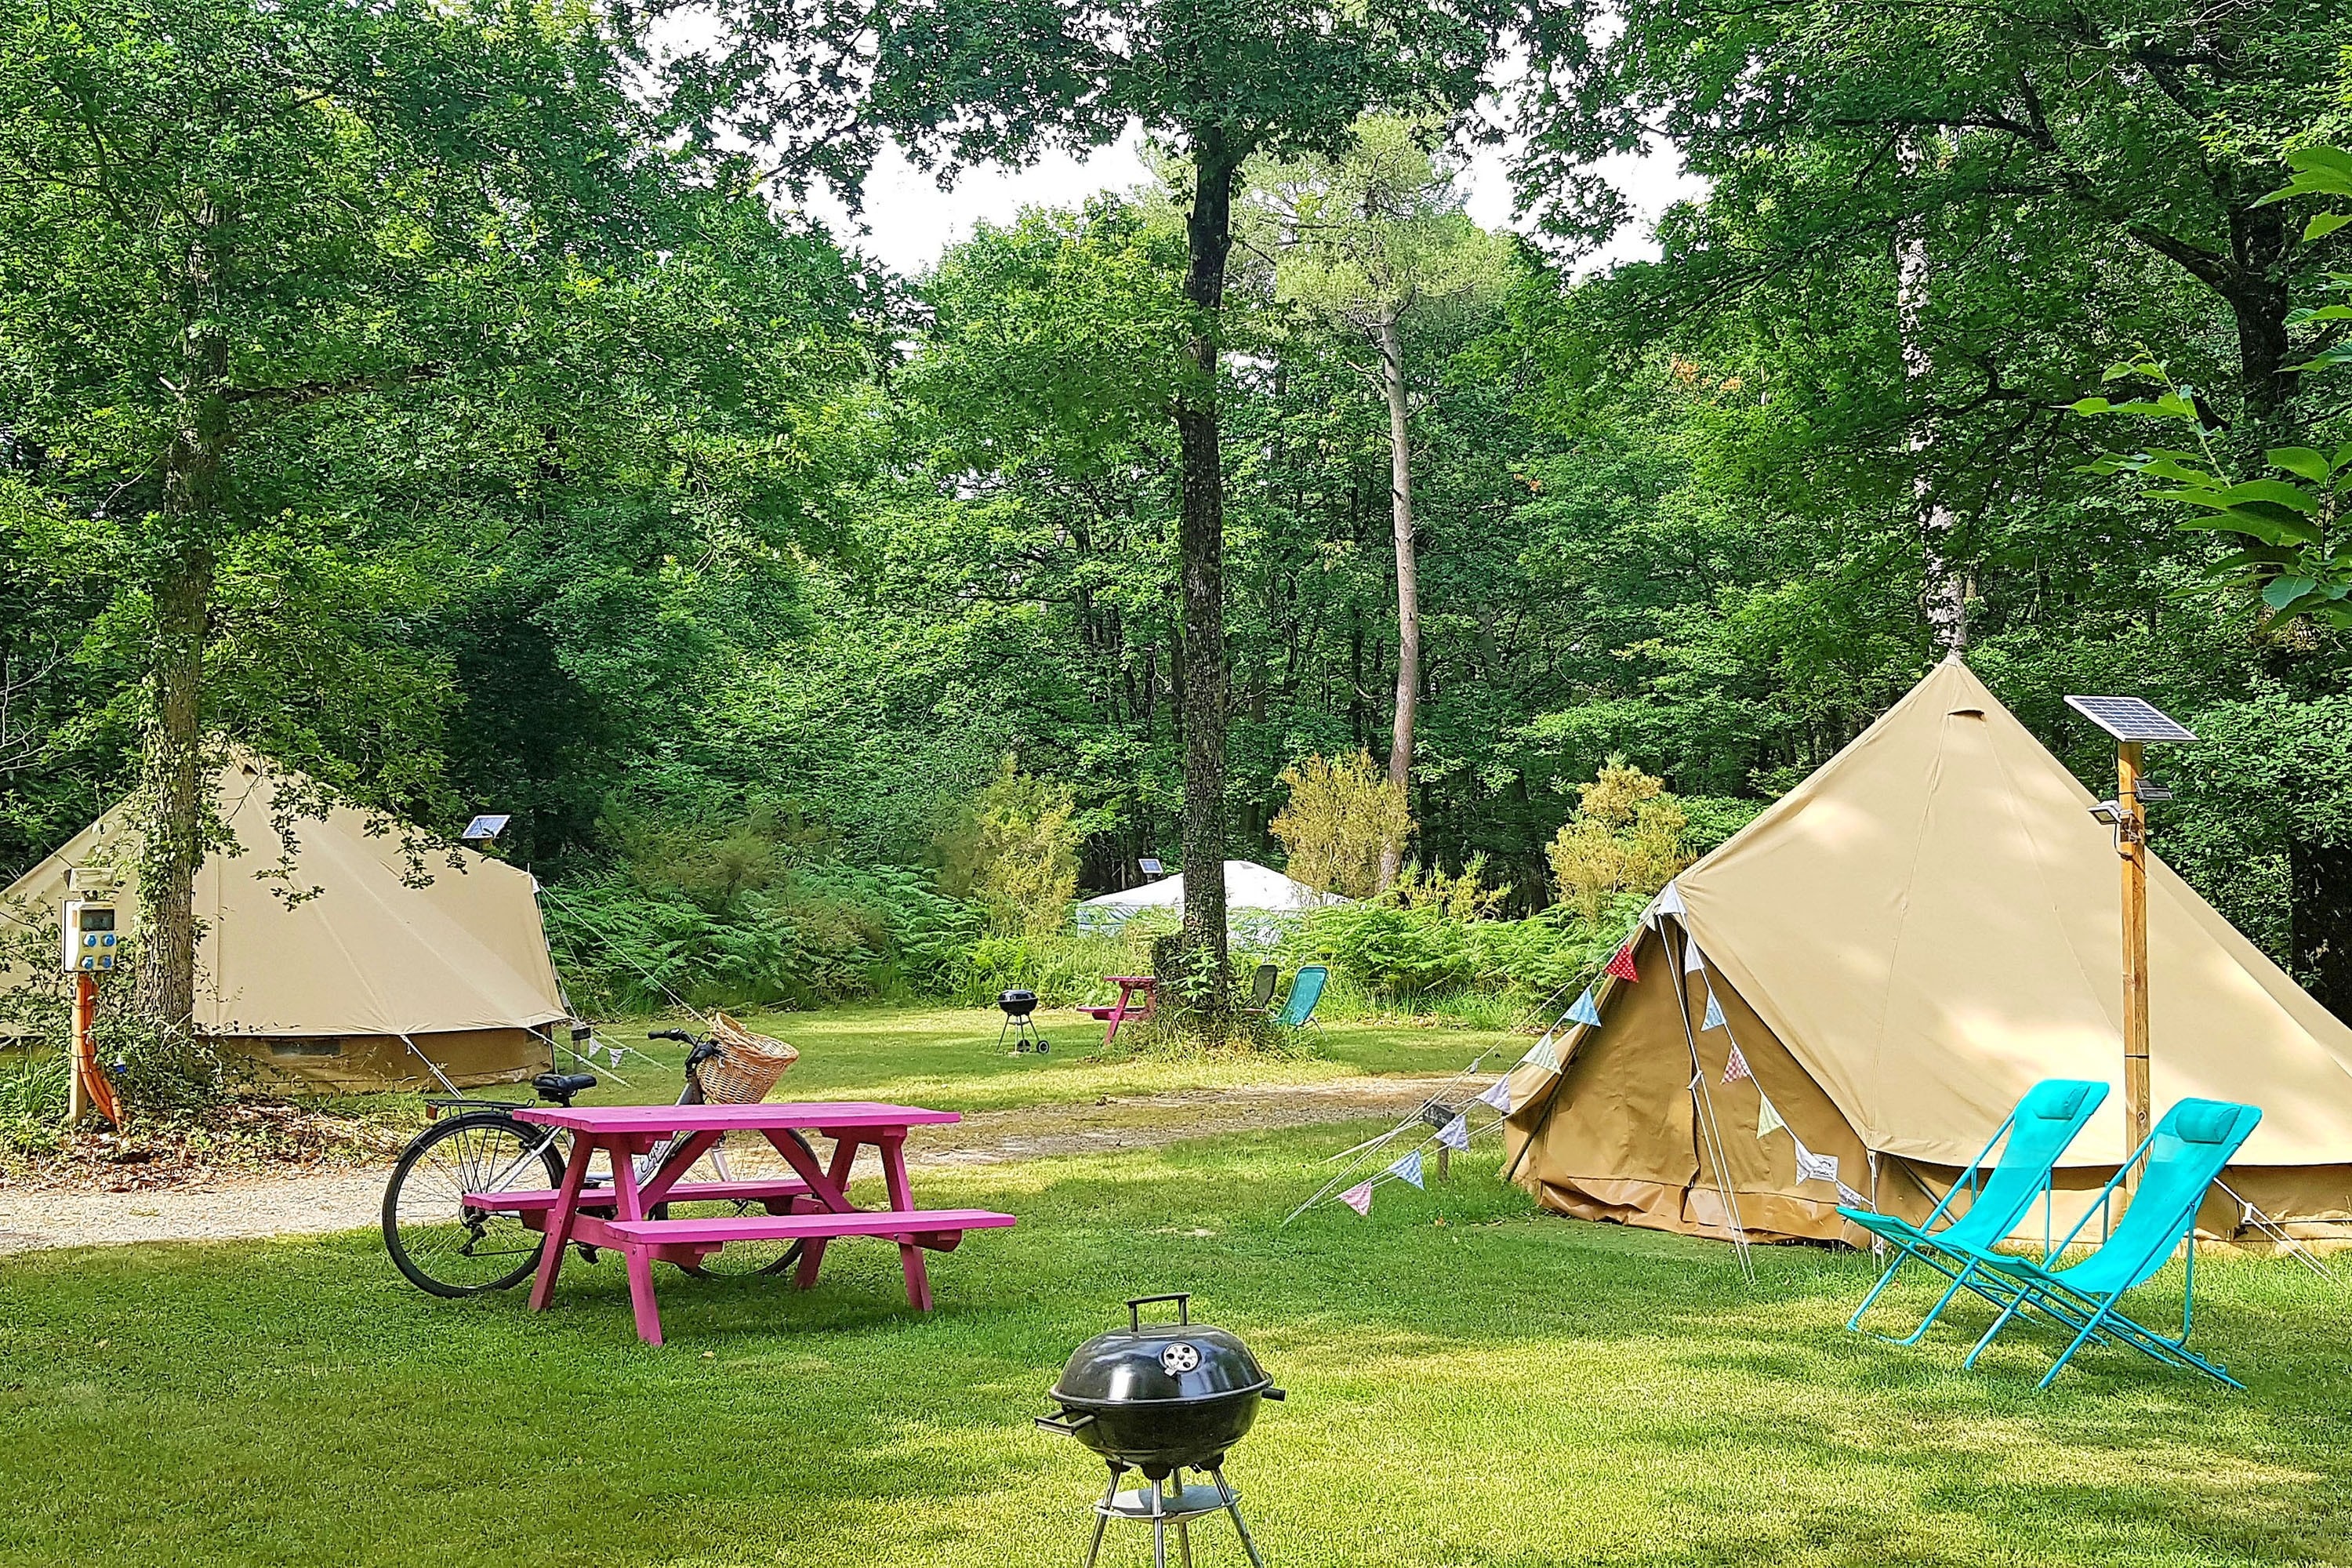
[
  {"x1": 1034, "y1": 1411, "x2": 1098, "y2": 1437},
  {"x1": 1127, "y1": 1292, "x2": 1190, "y2": 1327},
  {"x1": 1262, "y1": 1388, "x2": 1287, "y2": 1402}
]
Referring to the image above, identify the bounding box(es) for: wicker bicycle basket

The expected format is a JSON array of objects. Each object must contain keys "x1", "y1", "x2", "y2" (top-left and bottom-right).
[{"x1": 696, "y1": 1012, "x2": 800, "y2": 1105}]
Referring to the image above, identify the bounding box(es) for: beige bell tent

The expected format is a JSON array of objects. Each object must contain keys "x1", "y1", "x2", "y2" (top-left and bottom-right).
[
  {"x1": 1503, "y1": 657, "x2": 2352, "y2": 1246},
  {"x1": 1, "y1": 758, "x2": 566, "y2": 1090}
]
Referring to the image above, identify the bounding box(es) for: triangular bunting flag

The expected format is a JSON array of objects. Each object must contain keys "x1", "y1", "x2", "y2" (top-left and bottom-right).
[
  {"x1": 1604, "y1": 942, "x2": 1640, "y2": 983},
  {"x1": 1719, "y1": 1040, "x2": 1748, "y2": 1083},
  {"x1": 609, "y1": 1046, "x2": 625, "y2": 1067},
  {"x1": 1651, "y1": 880, "x2": 1686, "y2": 920},
  {"x1": 1474, "y1": 1077, "x2": 1512, "y2": 1112},
  {"x1": 1521, "y1": 1032, "x2": 1562, "y2": 1073},
  {"x1": 1792, "y1": 1137, "x2": 1839, "y2": 1186},
  {"x1": 1388, "y1": 1149, "x2": 1425, "y2": 1189},
  {"x1": 1566, "y1": 988, "x2": 1604, "y2": 1027},
  {"x1": 1682, "y1": 935, "x2": 1706, "y2": 975},
  {"x1": 1339, "y1": 1180, "x2": 1375, "y2": 1216},
  {"x1": 1835, "y1": 1180, "x2": 1869, "y2": 1209},
  {"x1": 1757, "y1": 1093, "x2": 1787, "y2": 1139},
  {"x1": 1436, "y1": 1113, "x2": 1472, "y2": 1151},
  {"x1": 1702, "y1": 989, "x2": 1728, "y2": 1033}
]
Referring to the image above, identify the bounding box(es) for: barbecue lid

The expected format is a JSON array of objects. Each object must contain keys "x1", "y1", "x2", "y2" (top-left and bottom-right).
[{"x1": 1050, "y1": 1294, "x2": 1271, "y2": 1407}]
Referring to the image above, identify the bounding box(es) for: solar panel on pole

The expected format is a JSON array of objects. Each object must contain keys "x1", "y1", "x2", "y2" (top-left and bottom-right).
[
  {"x1": 2063, "y1": 695, "x2": 2197, "y2": 743},
  {"x1": 2065, "y1": 695, "x2": 2194, "y2": 1177}
]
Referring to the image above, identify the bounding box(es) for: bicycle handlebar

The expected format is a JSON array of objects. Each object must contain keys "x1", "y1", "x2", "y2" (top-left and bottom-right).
[{"x1": 647, "y1": 1028, "x2": 695, "y2": 1044}]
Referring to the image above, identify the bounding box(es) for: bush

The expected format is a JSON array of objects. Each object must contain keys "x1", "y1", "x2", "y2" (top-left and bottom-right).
[
  {"x1": 1271, "y1": 750, "x2": 1412, "y2": 898},
  {"x1": 1285, "y1": 895, "x2": 1644, "y2": 1014},
  {"x1": 541, "y1": 865, "x2": 983, "y2": 1014}
]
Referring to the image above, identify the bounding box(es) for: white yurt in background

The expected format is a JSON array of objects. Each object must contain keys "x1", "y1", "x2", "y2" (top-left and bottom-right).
[{"x1": 1077, "y1": 859, "x2": 1348, "y2": 942}]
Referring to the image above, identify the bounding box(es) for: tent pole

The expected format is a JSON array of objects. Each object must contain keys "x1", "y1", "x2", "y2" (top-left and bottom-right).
[
  {"x1": 1670, "y1": 923, "x2": 1752, "y2": 1279},
  {"x1": 2118, "y1": 739, "x2": 2151, "y2": 1185}
]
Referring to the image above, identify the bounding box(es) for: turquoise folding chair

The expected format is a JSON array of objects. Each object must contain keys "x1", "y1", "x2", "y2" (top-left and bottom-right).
[
  {"x1": 1841, "y1": 1080, "x2": 2108, "y2": 1344},
  {"x1": 1952, "y1": 1097, "x2": 2262, "y2": 1390},
  {"x1": 1276, "y1": 965, "x2": 1328, "y2": 1029}
]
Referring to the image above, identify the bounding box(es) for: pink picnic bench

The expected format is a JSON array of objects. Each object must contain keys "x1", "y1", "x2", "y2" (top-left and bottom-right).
[
  {"x1": 1077, "y1": 975, "x2": 1156, "y2": 1040},
  {"x1": 487, "y1": 1102, "x2": 1018, "y2": 1345}
]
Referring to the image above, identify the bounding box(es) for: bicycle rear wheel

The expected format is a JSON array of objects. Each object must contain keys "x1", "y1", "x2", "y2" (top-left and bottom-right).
[
  {"x1": 658, "y1": 1127, "x2": 817, "y2": 1279},
  {"x1": 383, "y1": 1112, "x2": 564, "y2": 1297}
]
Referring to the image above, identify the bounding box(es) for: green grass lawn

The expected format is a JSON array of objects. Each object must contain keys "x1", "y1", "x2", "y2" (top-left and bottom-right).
[
  {"x1": 5, "y1": 1126, "x2": 2347, "y2": 1567},
  {"x1": 508, "y1": 1006, "x2": 1523, "y2": 1115}
]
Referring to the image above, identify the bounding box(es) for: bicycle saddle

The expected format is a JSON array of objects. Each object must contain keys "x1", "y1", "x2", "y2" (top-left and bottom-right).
[{"x1": 532, "y1": 1072, "x2": 598, "y2": 1105}]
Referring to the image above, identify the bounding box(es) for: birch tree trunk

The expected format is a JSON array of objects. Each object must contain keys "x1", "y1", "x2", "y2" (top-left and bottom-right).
[
  {"x1": 1376, "y1": 310, "x2": 1418, "y2": 891},
  {"x1": 1897, "y1": 139, "x2": 1969, "y2": 657}
]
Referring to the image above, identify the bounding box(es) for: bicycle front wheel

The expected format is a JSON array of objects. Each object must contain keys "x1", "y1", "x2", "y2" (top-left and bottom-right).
[{"x1": 383, "y1": 1112, "x2": 564, "y2": 1298}]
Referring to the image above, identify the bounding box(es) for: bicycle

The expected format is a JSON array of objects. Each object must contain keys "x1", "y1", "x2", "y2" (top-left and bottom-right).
[{"x1": 381, "y1": 1026, "x2": 812, "y2": 1298}]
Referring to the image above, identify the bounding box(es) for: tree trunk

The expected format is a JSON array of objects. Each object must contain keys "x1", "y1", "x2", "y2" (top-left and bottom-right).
[
  {"x1": 1171, "y1": 132, "x2": 1240, "y2": 1027},
  {"x1": 138, "y1": 201, "x2": 229, "y2": 1033},
  {"x1": 139, "y1": 546, "x2": 213, "y2": 1031},
  {"x1": 1376, "y1": 311, "x2": 1418, "y2": 891},
  {"x1": 1897, "y1": 138, "x2": 1968, "y2": 657}
]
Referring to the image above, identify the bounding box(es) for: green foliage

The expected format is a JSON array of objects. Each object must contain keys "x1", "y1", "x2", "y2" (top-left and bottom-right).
[
  {"x1": 543, "y1": 863, "x2": 985, "y2": 1015},
  {"x1": 1545, "y1": 762, "x2": 1694, "y2": 924},
  {"x1": 1287, "y1": 896, "x2": 1639, "y2": 1004},
  {"x1": 1270, "y1": 751, "x2": 1414, "y2": 898},
  {"x1": 936, "y1": 757, "x2": 1087, "y2": 937}
]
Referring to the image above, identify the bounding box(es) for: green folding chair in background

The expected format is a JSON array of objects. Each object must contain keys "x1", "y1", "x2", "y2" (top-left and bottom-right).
[
  {"x1": 1841, "y1": 1079, "x2": 2108, "y2": 1344},
  {"x1": 1276, "y1": 964, "x2": 1328, "y2": 1029},
  {"x1": 1954, "y1": 1097, "x2": 2262, "y2": 1390}
]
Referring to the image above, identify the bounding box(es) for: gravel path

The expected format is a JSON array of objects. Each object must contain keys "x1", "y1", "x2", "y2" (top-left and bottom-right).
[{"x1": 0, "y1": 1073, "x2": 1484, "y2": 1255}]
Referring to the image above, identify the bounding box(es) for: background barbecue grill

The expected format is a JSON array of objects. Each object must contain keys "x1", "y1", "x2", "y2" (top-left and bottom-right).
[
  {"x1": 1037, "y1": 1293, "x2": 1282, "y2": 1565},
  {"x1": 996, "y1": 988, "x2": 1047, "y2": 1053}
]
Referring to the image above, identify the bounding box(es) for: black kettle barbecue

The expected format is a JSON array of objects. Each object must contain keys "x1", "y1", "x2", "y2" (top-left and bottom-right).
[
  {"x1": 996, "y1": 989, "x2": 1048, "y2": 1053},
  {"x1": 1037, "y1": 1294, "x2": 1283, "y2": 1565}
]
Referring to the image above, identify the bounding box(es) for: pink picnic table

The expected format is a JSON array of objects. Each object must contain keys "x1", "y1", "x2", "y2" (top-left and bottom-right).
[
  {"x1": 1078, "y1": 975, "x2": 1157, "y2": 1041},
  {"x1": 494, "y1": 1101, "x2": 1017, "y2": 1346}
]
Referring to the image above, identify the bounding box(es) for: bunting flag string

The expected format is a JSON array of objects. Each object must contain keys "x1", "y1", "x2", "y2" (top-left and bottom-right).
[
  {"x1": 1436, "y1": 1113, "x2": 1472, "y2": 1152},
  {"x1": 1339, "y1": 1180, "x2": 1375, "y2": 1216},
  {"x1": 1474, "y1": 1077, "x2": 1512, "y2": 1112},
  {"x1": 1756, "y1": 1092, "x2": 1787, "y2": 1139},
  {"x1": 1604, "y1": 943, "x2": 1641, "y2": 983},
  {"x1": 1702, "y1": 989, "x2": 1728, "y2": 1033},
  {"x1": 1720, "y1": 1040, "x2": 1749, "y2": 1083},
  {"x1": 1388, "y1": 1149, "x2": 1425, "y2": 1189},
  {"x1": 1566, "y1": 988, "x2": 1604, "y2": 1027}
]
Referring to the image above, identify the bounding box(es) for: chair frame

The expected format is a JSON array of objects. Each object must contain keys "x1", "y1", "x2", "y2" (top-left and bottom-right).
[
  {"x1": 1951, "y1": 1102, "x2": 2259, "y2": 1391},
  {"x1": 1842, "y1": 1080, "x2": 2107, "y2": 1346}
]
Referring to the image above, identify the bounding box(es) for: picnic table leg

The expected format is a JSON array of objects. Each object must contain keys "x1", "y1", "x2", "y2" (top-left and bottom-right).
[
  {"x1": 775, "y1": 1131, "x2": 862, "y2": 1291},
  {"x1": 528, "y1": 1131, "x2": 597, "y2": 1312},
  {"x1": 880, "y1": 1131, "x2": 932, "y2": 1312},
  {"x1": 607, "y1": 1134, "x2": 664, "y2": 1347}
]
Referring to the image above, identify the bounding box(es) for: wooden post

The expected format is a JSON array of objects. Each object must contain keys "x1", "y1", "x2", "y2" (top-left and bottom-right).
[{"x1": 2118, "y1": 741, "x2": 2151, "y2": 1174}]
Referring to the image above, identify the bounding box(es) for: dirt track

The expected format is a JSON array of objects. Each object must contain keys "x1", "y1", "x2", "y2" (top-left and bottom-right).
[{"x1": 0, "y1": 1073, "x2": 1485, "y2": 1254}]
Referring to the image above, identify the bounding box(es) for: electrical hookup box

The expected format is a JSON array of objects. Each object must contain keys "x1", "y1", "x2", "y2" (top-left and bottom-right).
[{"x1": 62, "y1": 868, "x2": 125, "y2": 974}]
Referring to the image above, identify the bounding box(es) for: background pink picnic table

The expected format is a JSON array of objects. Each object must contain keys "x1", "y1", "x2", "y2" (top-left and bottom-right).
[{"x1": 502, "y1": 1100, "x2": 1013, "y2": 1344}]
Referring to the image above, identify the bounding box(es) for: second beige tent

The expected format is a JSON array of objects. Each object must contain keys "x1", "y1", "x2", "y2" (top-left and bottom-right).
[
  {"x1": 1503, "y1": 657, "x2": 2352, "y2": 1244},
  {"x1": 1, "y1": 758, "x2": 567, "y2": 1090}
]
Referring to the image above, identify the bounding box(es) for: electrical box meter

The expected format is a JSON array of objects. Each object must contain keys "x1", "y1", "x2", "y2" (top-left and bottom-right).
[{"x1": 63, "y1": 899, "x2": 121, "y2": 974}]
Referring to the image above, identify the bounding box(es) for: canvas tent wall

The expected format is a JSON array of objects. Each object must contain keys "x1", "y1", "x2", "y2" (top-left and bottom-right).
[
  {"x1": 1, "y1": 759, "x2": 566, "y2": 1090},
  {"x1": 1504, "y1": 658, "x2": 2352, "y2": 1246},
  {"x1": 1076, "y1": 859, "x2": 1348, "y2": 942}
]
